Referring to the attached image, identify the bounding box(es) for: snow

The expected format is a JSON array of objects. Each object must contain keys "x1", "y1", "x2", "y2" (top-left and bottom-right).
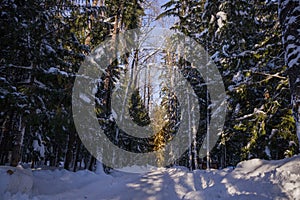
[
  {"x1": 46, "y1": 67, "x2": 69, "y2": 77},
  {"x1": 1, "y1": 155, "x2": 300, "y2": 200},
  {"x1": 222, "y1": 45, "x2": 230, "y2": 57},
  {"x1": 265, "y1": 146, "x2": 271, "y2": 158},
  {"x1": 234, "y1": 103, "x2": 240, "y2": 115},
  {"x1": 44, "y1": 44, "x2": 56, "y2": 54},
  {"x1": 288, "y1": 16, "x2": 297, "y2": 24},
  {"x1": 194, "y1": 29, "x2": 208, "y2": 38},
  {"x1": 216, "y1": 11, "x2": 227, "y2": 29},
  {"x1": 228, "y1": 85, "x2": 235, "y2": 92},
  {"x1": 232, "y1": 71, "x2": 244, "y2": 83},
  {"x1": 297, "y1": 115, "x2": 300, "y2": 152},
  {"x1": 0, "y1": 166, "x2": 33, "y2": 196},
  {"x1": 79, "y1": 93, "x2": 91, "y2": 104},
  {"x1": 287, "y1": 35, "x2": 295, "y2": 41},
  {"x1": 287, "y1": 46, "x2": 300, "y2": 67}
]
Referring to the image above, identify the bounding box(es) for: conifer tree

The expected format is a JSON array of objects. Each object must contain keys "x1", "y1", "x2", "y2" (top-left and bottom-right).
[{"x1": 279, "y1": 0, "x2": 300, "y2": 152}]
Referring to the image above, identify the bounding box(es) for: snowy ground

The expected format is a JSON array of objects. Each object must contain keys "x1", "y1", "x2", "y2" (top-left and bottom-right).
[{"x1": 1, "y1": 156, "x2": 300, "y2": 200}]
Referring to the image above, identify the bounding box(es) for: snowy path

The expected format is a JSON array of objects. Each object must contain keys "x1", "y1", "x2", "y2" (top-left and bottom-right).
[{"x1": 1, "y1": 156, "x2": 300, "y2": 200}]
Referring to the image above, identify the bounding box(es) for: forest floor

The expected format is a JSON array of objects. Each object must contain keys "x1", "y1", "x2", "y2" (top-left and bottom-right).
[{"x1": 1, "y1": 155, "x2": 300, "y2": 200}]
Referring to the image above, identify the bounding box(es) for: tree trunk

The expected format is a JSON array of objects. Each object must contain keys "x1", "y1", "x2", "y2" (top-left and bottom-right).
[
  {"x1": 279, "y1": 0, "x2": 300, "y2": 151},
  {"x1": 54, "y1": 146, "x2": 60, "y2": 167},
  {"x1": 88, "y1": 156, "x2": 96, "y2": 171},
  {"x1": 11, "y1": 114, "x2": 24, "y2": 167},
  {"x1": 64, "y1": 132, "x2": 76, "y2": 170},
  {"x1": 95, "y1": 160, "x2": 105, "y2": 175},
  {"x1": 73, "y1": 136, "x2": 81, "y2": 172},
  {"x1": 0, "y1": 115, "x2": 11, "y2": 165}
]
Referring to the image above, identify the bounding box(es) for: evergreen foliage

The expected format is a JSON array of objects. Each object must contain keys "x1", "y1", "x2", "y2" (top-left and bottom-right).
[
  {"x1": 0, "y1": 0, "x2": 298, "y2": 171},
  {"x1": 160, "y1": 0, "x2": 299, "y2": 168}
]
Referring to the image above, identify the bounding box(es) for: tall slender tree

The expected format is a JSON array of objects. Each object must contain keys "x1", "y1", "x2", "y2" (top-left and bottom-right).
[
  {"x1": 279, "y1": 0, "x2": 300, "y2": 151},
  {"x1": 159, "y1": 0, "x2": 298, "y2": 167}
]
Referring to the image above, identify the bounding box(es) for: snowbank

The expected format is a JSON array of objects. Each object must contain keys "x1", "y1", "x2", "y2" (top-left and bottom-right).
[
  {"x1": 184, "y1": 156, "x2": 300, "y2": 200},
  {"x1": 0, "y1": 156, "x2": 299, "y2": 200},
  {"x1": 0, "y1": 166, "x2": 33, "y2": 196}
]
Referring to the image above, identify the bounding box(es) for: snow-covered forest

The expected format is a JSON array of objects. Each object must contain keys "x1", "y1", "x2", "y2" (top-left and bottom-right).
[{"x1": 0, "y1": 0, "x2": 299, "y2": 199}]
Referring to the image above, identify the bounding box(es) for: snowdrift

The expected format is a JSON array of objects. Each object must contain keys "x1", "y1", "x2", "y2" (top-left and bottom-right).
[
  {"x1": 1, "y1": 156, "x2": 299, "y2": 200},
  {"x1": 0, "y1": 166, "x2": 33, "y2": 195}
]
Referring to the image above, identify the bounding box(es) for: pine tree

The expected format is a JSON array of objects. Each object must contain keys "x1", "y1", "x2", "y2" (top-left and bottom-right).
[
  {"x1": 0, "y1": 0, "x2": 112, "y2": 168},
  {"x1": 128, "y1": 89, "x2": 151, "y2": 126},
  {"x1": 279, "y1": 0, "x2": 300, "y2": 152},
  {"x1": 159, "y1": 0, "x2": 298, "y2": 167}
]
